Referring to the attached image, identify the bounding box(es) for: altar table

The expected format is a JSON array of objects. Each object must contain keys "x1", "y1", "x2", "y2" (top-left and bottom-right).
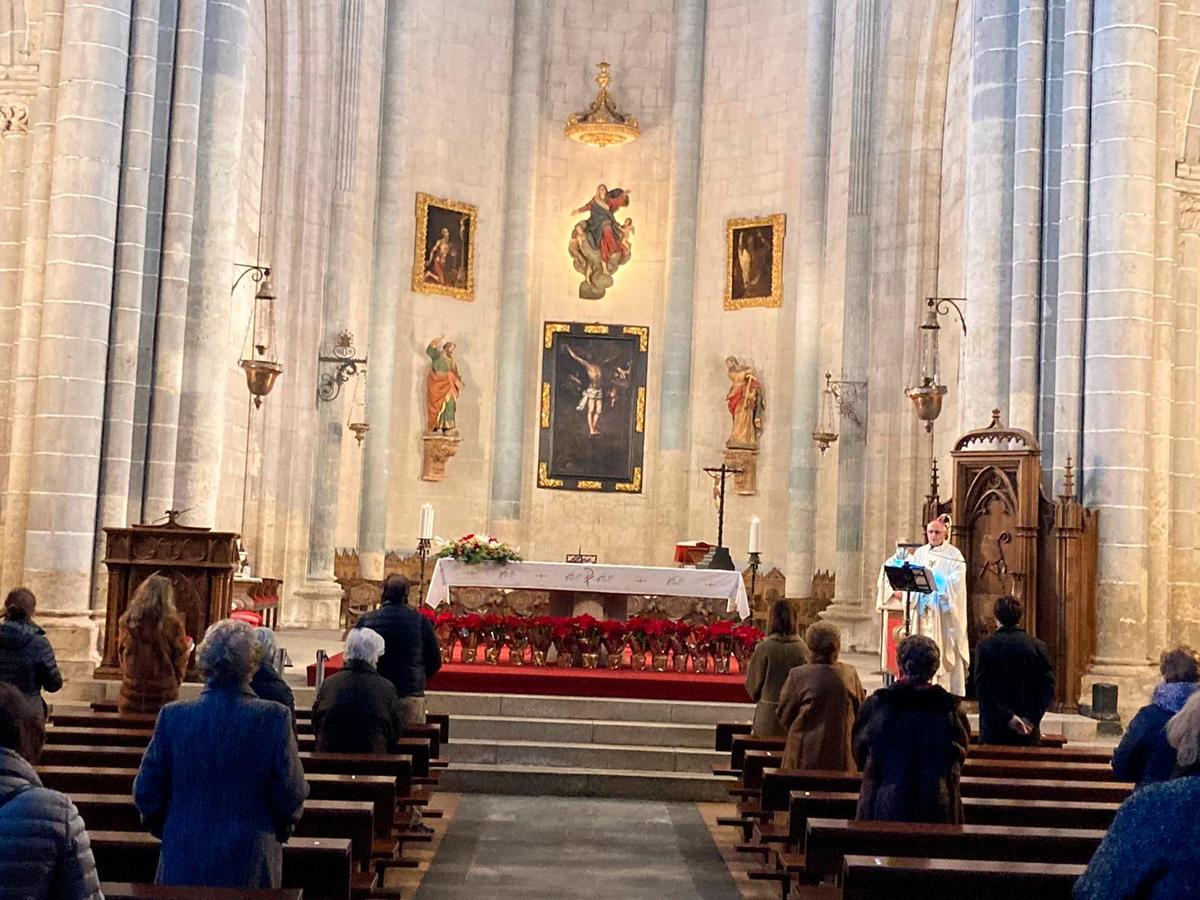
[{"x1": 424, "y1": 559, "x2": 751, "y2": 620}]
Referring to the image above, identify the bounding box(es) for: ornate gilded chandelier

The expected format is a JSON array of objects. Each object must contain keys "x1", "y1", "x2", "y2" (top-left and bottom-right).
[{"x1": 564, "y1": 62, "x2": 640, "y2": 148}]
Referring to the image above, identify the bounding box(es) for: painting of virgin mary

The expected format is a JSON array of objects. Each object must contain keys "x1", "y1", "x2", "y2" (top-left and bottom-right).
[{"x1": 568, "y1": 184, "x2": 634, "y2": 300}]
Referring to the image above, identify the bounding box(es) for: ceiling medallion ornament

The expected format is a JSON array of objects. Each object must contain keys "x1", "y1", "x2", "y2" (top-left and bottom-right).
[{"x1": 564, "y1": 62, "x2": 640, "y2": 148}]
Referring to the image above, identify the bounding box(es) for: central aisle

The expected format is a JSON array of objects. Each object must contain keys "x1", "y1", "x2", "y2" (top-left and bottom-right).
[{"x1": 414, "y1": 794, "x2": 744, "y2": 898}]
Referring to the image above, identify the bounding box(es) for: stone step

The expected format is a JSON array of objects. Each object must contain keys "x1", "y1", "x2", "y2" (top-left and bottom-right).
[
  {"x1": 448, "y1": 714, "x2": 715, "y2": 748},
  {"x1": 447, "y1": 738, "x2": 726, "y2": 774},
  {"x1": 424, "y1": 690, "x2": 752, "y2": 725},
  {"x1": 438, "y1": 763, "x2": 733, "y2": 803}
]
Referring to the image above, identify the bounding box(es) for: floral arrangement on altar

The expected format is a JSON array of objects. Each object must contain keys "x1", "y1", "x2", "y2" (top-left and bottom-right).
[
  {"x1": 420, "y1": 608, "x2": 763, "y2": 673},
  {"x1": 433, "y1": 533, "x2": 522, "y2": 565}
]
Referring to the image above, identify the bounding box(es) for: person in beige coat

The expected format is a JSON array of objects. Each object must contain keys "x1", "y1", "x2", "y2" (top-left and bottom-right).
[
  {"x1": 777, "y1": 622, "x2": 866, "y2": 771},
  {"x1": 118, "y1": 575, "x2": 191, "y2": 715},
  {"x1": 744, "y1": 601, "x2": 809, "y2": 736}
]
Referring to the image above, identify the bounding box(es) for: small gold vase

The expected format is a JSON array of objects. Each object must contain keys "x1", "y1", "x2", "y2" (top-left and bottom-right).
[
  {"x1": 581, "y1": 652, "x2": 600, "y2": 669},
  {"x1": 651, "y1": 653, "x2": 669, "y2": 672}
]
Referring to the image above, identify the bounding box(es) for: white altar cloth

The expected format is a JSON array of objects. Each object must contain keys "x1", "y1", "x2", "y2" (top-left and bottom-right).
[{"x1": 424, "y1": 559, "x2": 751, "y2": 619}]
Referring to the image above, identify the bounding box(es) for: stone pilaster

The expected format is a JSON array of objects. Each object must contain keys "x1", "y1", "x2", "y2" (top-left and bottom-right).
[
  {"x1": 143, "y1": 0, "x2": 207, "y2": 520},
  {"x1": 961, "y1": 0, "x2": 1017, "y2": 428},
  {"x1": 823, "y1": 0, "x2": 878, "y2": 647},
  {"x1": 357, "y1": 0, "x2": 412, "y2": 581},
  {"x1": 1008, "y1": 0, "x2": 1045, "y2": 434},
  {"x1": 487, "y1": 0, "x2": 548, "y2": 526},
  {"x1": 1051, "y1": 0, "x2": 1090, "y2": 490},
  {"x1": 785, "y1": 0, "x2": 834, "y2": 592},
  {"x1": 172, "y1": 0, "x2": 250, "y2": 526},
  {"x1": 1081, "y1": 1, "x2": 1157, "y2": 688},
  {"x1": 1175, "y1": 231, "x2": 1200, "y2": 649},
  {"x1": 23, "y1": 0, "x2": 131, "y2": 674},
  {"x1": 652, "y1": 0, "x2": 705, "y2": 562}
]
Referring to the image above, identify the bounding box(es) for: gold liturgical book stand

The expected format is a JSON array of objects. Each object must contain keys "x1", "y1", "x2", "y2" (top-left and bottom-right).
[{"x1": 96, "y1": 513, "x2": 238, "y2": 679}]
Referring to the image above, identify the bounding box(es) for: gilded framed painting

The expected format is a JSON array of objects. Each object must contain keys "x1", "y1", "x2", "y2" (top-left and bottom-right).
[
  {"x1": 411, "y1": 192, "x2": 476, "y2": 301},
  {"x1": 537, "y1": 321, "x2": 648, "y2": 493},
  {"x1": 724, "y1": 213, "x2": 785, "y2": 310}
]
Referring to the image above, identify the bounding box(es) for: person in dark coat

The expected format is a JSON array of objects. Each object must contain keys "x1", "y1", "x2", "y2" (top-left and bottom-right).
[
  {"x1": 973, "y1": 594, "x2": 1055, "y2": 745},
  {"x1": 853, "y1": 634, "x2": 970, "y2": 824},
  {"x1": 1112, "y1": 646, "x2": 1200, "y2": 786},
  {"x1": 250, "y1": 626, "x2": 295, "y2": 718},
  {"x1": 354, "y1": 576, "x2": 441, "y2": 726},
  {"x1": 134, "y1": 619, "x2": 308, "y2": 888},
  {"x1": 312, "y1": 627, "x2": 405, "y2": 754},
  {"x1": 0, "y1": 588, "x2": 62, "y2": 718},
  {"x1": 0, "y1": 682, "x2": 102, "y2": 898}
]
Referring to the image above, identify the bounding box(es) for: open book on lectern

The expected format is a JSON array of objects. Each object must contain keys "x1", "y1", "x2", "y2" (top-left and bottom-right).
[{"x1": 883, "y1": 562, "x2": 936, "y2": 595}]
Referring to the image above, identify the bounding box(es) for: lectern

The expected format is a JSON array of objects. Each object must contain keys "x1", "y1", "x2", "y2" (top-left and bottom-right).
[{"x1": 96, "y1": 515, "x2": 238, "y2": 679}]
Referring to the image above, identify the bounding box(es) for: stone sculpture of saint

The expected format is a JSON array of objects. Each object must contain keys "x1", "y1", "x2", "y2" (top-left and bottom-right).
[
  {"x1": 725, "y1": 356, "x2": 764, "y2": 449},
  {"x1": 568, "y1": 184, "x2": 634, "y2": 300},
  {"x1": 425, "y1": 337, "x2": 462, "y2": 435}
]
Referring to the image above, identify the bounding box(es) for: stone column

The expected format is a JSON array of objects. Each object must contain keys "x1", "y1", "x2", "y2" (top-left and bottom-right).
[
  {"x1": 172, "y1": 0, "x2": 250, "y2": 526},
  {"x1": 822, "y1": 0, "x2": 878, "y2": 647},
  {"x1": 142, "y1": 0, "x2": 207, "y2": 520},
  {"x1": 23, "y1": 0, "x2": 131, "y2": 674},
  {"x1": 961, "y1": 0, "x2": 1017, "y2": 428},
  {"x1": 1081, "y1": 1, "x2": 1157, "y2": 687},
  {"x1": 652, "y1": 0, "x2": 705, "y2": 560},
  {"x1": 1175, "y1": 231, "x2": 1200, "y2": 648},
  {"x1": 1051, "y1": 0, "x2": 1090, "y2": 489},
  {"x1": 488, "y1": 0, "x2": 548, "y2": 526},
  {"x1": 786, "y1": 0, "x2": 834, "y2": 592},
  {"x1": 297, "y1": 0, "x2": 365, "y2": 627},
  {"x1": 92, "y1": 0, "x2": 162, "y2": 610},
  {"x1": 1147, "y1": 0, "x2": 1176, "y2": 655},
  {"x1": 2, "y1": 0, "x2": 64, "y2": 584},
  {"x1": 1008, "y1": 0, "x2": 1045, "y2": 434},
  {"x1": 357, "y1": 0, "x2": 411, "y2": 580}
]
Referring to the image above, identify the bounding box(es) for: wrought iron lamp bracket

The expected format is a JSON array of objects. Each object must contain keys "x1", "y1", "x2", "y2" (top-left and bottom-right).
[
  {"x1": 232, "y1": 262, "x2": 271, "y2": 295},
  {"x1": 828, "y1": 375, "x2": 866, "y2": 429},
  {"x1": 928, "y1": 296, "x2": 967, "y2": 334},
  {"x1": 317, "y1": 330, "x2": 368, "y2": 403}
]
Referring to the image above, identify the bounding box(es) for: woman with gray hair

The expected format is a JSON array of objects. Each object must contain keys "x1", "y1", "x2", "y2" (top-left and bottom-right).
[
  {"x1": 249, "y1": 627, "x2": 294, "y2": 718},
  {"x1": 133, "y1": 619, "x2": 307, "y2": 888},
  {"x1": 312, "y1": 627, "x2": 406, "y2": 755}
]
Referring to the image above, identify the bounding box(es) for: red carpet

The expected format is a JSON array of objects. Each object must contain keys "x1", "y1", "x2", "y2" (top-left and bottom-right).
[{"x1": 307, "y1": 650, "x2": 753, "y2": 703}]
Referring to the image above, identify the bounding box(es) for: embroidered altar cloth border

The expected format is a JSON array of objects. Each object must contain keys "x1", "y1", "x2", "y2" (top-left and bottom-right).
[{"x1": 424, "y1": 559, "x2": 751, "y2": 619}]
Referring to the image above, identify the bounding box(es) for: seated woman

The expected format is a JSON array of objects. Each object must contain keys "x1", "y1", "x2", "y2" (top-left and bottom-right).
[
  {"x1": 776, "y1": 622, "x2": 865, "y2": 772},
  {"x1": 312, "y1": 628, "x2": 405, "y2": 755},
  {"x1": 1073, "y1": 691, "x2": 1200, "y2": 898},
  {"x1": 0, "y1": 682, "x2": 102, "y2": 898},
  {"x1": 0, "y1": 588, "x2": 62, "y2": 718},
  {"x1": 118, "y1": 575, "x2": 191, "y2": 715},
  {"x1": 250, "y1": 627, "x2": 295, "y2": 718},
  {"x1": 744, "y1": 600, "x2": 809, "y2": 737},
  {"x1": 853, "y1": 634, "x2": 970, "y2": 824},
  {"x1": 1112, "y1": 645, "x2": 1200, "y2": 786},
  {"x1": 134, "y1": 619, "x2": 307, "y2": 888}
]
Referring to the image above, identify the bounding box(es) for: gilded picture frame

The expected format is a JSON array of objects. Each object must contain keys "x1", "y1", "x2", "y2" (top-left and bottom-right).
[
  {"x1": 537, "y1": 321, "x2": 648, "y2": 493},
  {"x1": 724, "y1": 213, "x2": 786, "y2": 310},
  {"x1": 411, "y1": 192, "x2": 476, "y2": 301}
]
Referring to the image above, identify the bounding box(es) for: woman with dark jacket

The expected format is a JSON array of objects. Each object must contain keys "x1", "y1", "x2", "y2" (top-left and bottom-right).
[
  {"x1": 853, "y1": 634, "x2": 971, "y2": 823},
  {"x1": 250, "y1": 627, "x2": 294, "y2": 718},
  {"x1": 118, "y1": 574, "x2": 191, "y2": 715},
  {"x1": 0, "y1": 589, "x2": 62, "y2": 718},
  {"x1": 134, "y1": 619, "x2": 308, "y2": 888},
  {"x1": 1112, "y1": 646, "x2": 1200, "y2": 786},
  {"x1": 0, "y1": 682, "x2": 102, "y2": 898},
  {"x1": 744, "y1": 600, "x2": 810, "y2": 736},
  {"x1": 777, "y1": 622, "x2": 865, "y2": 771},
  {"x1": 312, "y1": 628, "x2": 405, "y2": 754}
]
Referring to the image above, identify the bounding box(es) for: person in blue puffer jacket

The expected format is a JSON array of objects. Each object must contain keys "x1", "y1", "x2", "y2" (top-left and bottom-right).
[
  {"x1": 0, "y1": 589, "x2": 62, "y2": 719},
  {"x1": 1112, "y1": 646, "x2": 1200, "y2": 786}
]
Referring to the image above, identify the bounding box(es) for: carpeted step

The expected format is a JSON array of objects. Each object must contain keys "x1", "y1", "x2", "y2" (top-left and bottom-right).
[
  {"x1": 437, "y1": 762, "x2": 733, "y2": 802},
  {"x1": 446, "y1": 737, "x2": 726, "y2": 773}
]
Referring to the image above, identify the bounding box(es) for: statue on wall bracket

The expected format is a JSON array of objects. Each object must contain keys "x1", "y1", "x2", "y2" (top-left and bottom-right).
[
  {"x1": 569, "y1": 184, "x2": 634, "y2": 300},
  {"x1": 723, "y1": 356, "x2": 764, "y2": 495},
  {"x1": 422, "y1": 336, "x2": 462, "y2": 481}
]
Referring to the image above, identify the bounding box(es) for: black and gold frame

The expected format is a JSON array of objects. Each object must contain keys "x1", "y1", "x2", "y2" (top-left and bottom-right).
[{"x1": 537, "y1": 321, "x2": 648, "y2": 493}]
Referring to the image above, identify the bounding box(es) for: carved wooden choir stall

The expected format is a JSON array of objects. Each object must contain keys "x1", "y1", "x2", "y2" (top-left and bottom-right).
[
  {"x1": 96, "y1": 515, "x2": 239, "y2": 679},
  {"x1": 923, "y1": 411, "x2": 1098, "y2": 710}
]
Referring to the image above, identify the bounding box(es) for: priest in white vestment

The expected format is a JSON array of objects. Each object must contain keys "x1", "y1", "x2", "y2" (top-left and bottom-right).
[{"x1": 875, "y1": 519, "x2": 969, "y2": 696}]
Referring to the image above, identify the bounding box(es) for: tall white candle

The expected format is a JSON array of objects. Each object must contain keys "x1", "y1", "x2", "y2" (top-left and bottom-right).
[
  {"x1": 748, "y1": 516, "x2": 761, "y2": 554},
  {"x1": 419, "y1": 504, "x2": 435, "y2": 540}
]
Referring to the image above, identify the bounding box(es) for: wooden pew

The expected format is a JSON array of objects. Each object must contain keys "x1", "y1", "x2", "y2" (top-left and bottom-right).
[
  {"x1": 803, "y1": 818, "x2": 1104, "y2": 883},
  {"x1": 90, "y1": 831, "x2": 353, "y2": 900},
  {"x1": 101, "y1": 886, "x2": 301, "y2": 900},
  {"x1": 716, "y1": 721, "x2": 753, "y2": 752},
  {"x1": 840, "y1": 855, "x2": 1084, "y2": 900}
]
